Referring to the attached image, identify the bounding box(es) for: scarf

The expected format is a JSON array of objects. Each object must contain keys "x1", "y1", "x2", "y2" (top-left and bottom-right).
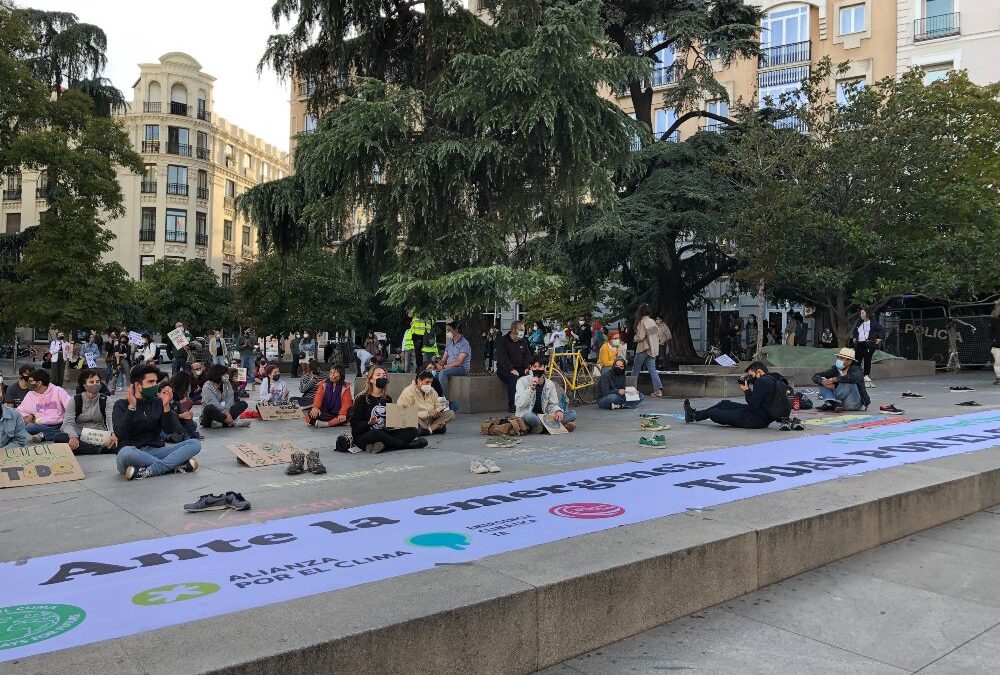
[{"x1": 322, "y1": 380, "x2": 343, "y2": 414}]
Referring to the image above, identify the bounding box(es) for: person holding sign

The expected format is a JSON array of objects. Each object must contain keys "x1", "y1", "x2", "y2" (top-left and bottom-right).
[
  {"x1": 64, "y1": 370, "x2": 116, "y2": 454},
  {"x1": 348, "y1": 367, "x2": 425, "y2": 453},
  {"x1": 169, "y1": 322, "x2": 192, "y2": 375},
  {"x1": 514, "y1": 356, "x2": 577, "y2": 433},
  {"x1": 307, "y1": 365, "x2": 352, "y2": 428},
  {"x1": 200, "y1": 365, "x2": 251, "y2": 429},
  {"x1": 397, "y1": 370, "x2": 455, "y2": 435},
  {"x1": 597, "y1": 357, "x2": 644, "y2": 410},
  {"x1": 81, "y1": 335, "x2": 100, "y2": 370},
  {"x1": 113, "y1": 366, "x2": 201, "y2": 480},
  {"x1": 259, "y1": 365, "x2": 290, "y2": 404}
]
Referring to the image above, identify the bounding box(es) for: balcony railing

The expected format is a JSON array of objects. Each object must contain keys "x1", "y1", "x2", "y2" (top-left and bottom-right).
[
  {"x1": 166, "y1": 231, "x2": 187, "y2": 243},
  {"x1": 759, "y1": 40, "x2": 811, "y2": 69},
  {"x1": 698, "y1": 123, "x2": 726, "y2": 133},
  {"x1": 166, "y1": 143, "x2": 192, "y2": 157},
  {"x1": 166, "y1": 183, "x2": 189, "y2": 196},
  {"x1": 773, "y1": 117, "x2": 809, "y2": 133},
  {"x1": 2, "y1": 189, "x2": 22, "y2": 200},
  {"x1": 141, "y1": 140, "x2": 160, "y2": 153},
  {"x1": 169, "y1": 101, "x2": 190, "y2": 116},
  {"x1": 196, "y1": 147, "x2": 211, "y2": 161},
  {"x1": 139, "y1": 228, "x2": 156, "y2": 242},
  {"x1": 195, "y1": 233, "x2": 209, "y2": 246},
  {"x1": 914, "y1": 12, "x2": 960, "y2": 41},
  {"x1": 759, "y1": 65, "x2": 810, "y2": 89},
  {"x1": 649, "y1": 65, "x2": 678, "y2": 88},
  {"x1": 143, "y1": 102, "x2": 161, "y2": 113},
  {"x1": 197, "y1": 187, "x2": 209, "y2": 200},
  {"x1": 196, "y1": 108, "x2": 211, "y2": 122},
  {"x1": 35, "y1": 186, "x2": 50, "y2": 199},
  {"x1": 140, "y1": 181, "x2": 157, "y2": 194}
]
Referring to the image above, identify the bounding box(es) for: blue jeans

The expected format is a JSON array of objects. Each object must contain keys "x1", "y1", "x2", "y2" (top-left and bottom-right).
[
  {"x1": 212, "y1": 355, "x2": 227, "y2": 366},
  {"x1": 116, "y1": 439, "x2": 201, "y2": 477},
  {"x1": 438, "y1": 366, "x2": 466, "y2": 398},
  {"x1": 172, "y1": 357, "x2": 190, "y2": 376},
  {"x1": 818, "y1": 383, "x2": 862, "y2": 411},
  {"x1": 632, "y1": 351, "x2": 662, "y2": 391},
  {"x1": 598, "y1": 393, "x2": 643, "y2": 409},
  {"x1": 521, "y1": 409, "x2": 576, "y2": 432},
  {"x1": 241, "y1": 352, "x2": 254, "y2": 372},
  {"x1": 105, "y1": 359, "x2": 115, "y2": 381},
  {"x1": 25, "y1": 423, "x2": 69, "y2": 443}
]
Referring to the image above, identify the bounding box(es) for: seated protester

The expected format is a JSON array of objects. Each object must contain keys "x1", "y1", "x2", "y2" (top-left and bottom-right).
[
  {"x1": 812, "y1": 347, "x2": 869, "y2": 412},
  {"x1": 514, "y1": 356, "x2": 577, "y2": 433},
  {"x1": 200, "y1": 364, "x2": 251, "y2": 428},
  {"x1": 346, "y1": 366, "x2": 425, "y2": 453},
  {"x1": 188, "y1": 361, "x2": 206, "y2": 403},
  {"x1": 298, "y1": 359, "x2": 321, "y2": 409},
  {"x1": 64, "y1": 369, "x2": 117, "y2": 455},
  {"x1": 422, "y1": 359, "x2": 444, "y2": 397},
  {"x1": 137, "y1": 334, "x2": 158, "y2": 365},
  {"x1": 398, "y1": 370, "x2": 456, "y2": 435},
  {"x1": 259, "y1": 364, "x2": 289, "y2": 404},
  {"x1": 597, "y1": 357, "x2": 644, "y2": 410},
  {"x1": 165, "y1": 372, "x2": 199, "y2": 441},
  {"x1": 2, "y1": 365, "x2": 35, "y2": 408},
  {"x1": 438, "y1": 322, "x2": 471, "y2": 398},
  {"x1": 74, "y1": 376, "x2": 112, "y2": 397},
  {"x1": 17, "y1": 369, "x2": 70, "y2": 443},
  {"x1": 113, "y1": 365, "x2": 201, "y2": 480},
  {"x1": 598, "y1": 332, "x2": 623, "y2": 372},
  {"x1": 683, "y1": 361, "x2": 778, "y2": 428},
  {"x1": 307, "y1": 365, "x2": 352, "y2": 428},
  {"x1": 496, "y1": 321, "x2": 531, "y2": 414},
  {"x1": 1, "y1": 404, "x2": 29, "y2": 449}
]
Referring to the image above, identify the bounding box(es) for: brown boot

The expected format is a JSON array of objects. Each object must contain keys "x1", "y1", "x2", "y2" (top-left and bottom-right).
[
  {"x1": 285, "y1": 451, "x2": 305, "y2": 475},
  {"x1": 305, "y1": 450, "x2": 327, "y2": 475}
]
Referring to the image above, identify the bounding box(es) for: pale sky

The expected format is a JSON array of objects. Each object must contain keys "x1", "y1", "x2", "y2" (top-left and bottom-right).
[{"x1": 23, "y1": 0, "x2": 293, "y2": 151}]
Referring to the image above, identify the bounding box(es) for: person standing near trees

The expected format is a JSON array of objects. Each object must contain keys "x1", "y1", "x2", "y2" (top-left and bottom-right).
[
  {"x1": 409, "y1": 312, "x2": 431, "y2": 365},
  {"x1": 852, "y1": 308, "x2": 884, "y2": 388},
  {"x1": 49, "y1": 331, "x2": 68, "y2": 386},
  {"x1": 989, "y1": 301, "x2": 1000, "y2": 386},
  {"x1": 632, "y1": 304, "x2": 664, "y2": 398},
  {"x1": 496, "y1": 321, "x2": 531, "y2": 414},
  {"x1": 238, "y1": 327, "x2": 256, "y2": 376}
]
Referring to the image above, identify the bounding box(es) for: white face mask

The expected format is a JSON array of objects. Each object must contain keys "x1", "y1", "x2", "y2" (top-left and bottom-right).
[
  {"x1": 517, "y1": 330, "x2": 525, "y2": 339},
  {"x1": 221, "y1": 375, "x2": 230, "y2": 383},
  {"x1": 420, "y1": 384, "x2": 433, "y2": 394}
]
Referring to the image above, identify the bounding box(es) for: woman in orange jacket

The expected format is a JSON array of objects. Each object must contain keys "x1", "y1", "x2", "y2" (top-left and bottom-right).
[{"x1": 306, "y1": 365, "x2": 352, "y2": 428}]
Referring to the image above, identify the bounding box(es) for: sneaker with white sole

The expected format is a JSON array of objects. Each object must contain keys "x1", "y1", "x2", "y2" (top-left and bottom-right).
[
  {"x1": 315, "y1": 420, "x2": 331, "y2": 428},
  {"x1": 610, "y1": 403, "x2": 624, "y2": 410},
  {"x1": 483, "y1": 459, "x2": 501, "y2": 473},
  {"x1": 27, "y1": 433, "x2": 45, "y2": 444},
  {"x1": 470, "y1": 459, "x2": 490, "y2": 474},
  {"x1": 366, "y1": 442, "x2": 386, "y2": 454},
  {"x1": 901, "y1": 391, "x2": 924, "y2": 398},
  {"x1": 184, "y1": 493, "x2": 229, "y2": 512},
  {"x1": 233, "y1": 418, "x2": 251, "y2": 427},
  {"x1": 879, "y1": 404, "x2": 905, "y2": 415},
  {"x1": 864, "y1": 376, "x2": 875, "y2": 388},
  {"x1": 639, "y1": 434, "x2": 666, "y2": 448},
  {"x1": 650, "y1": 389, "x2": 664, "y2": 397},
  {"x1": 175, "y1": 457, "x2": 199, "y2": 473},
  {"x1": 124, "y1": 465, "x2": 152, "y2": 481}
]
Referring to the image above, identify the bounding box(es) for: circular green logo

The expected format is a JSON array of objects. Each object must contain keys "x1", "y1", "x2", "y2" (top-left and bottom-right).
[
  {"x1": 0, "y1": 604, "x2": 86, "y2": 651},
  {"x1": 132, "y1": 582, "x2": 221, "y2": 606}
]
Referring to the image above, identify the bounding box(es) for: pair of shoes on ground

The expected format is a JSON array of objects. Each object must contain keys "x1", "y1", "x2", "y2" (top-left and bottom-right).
[
  {"x1": 901, "y1": 390, "x2": 924, "y2": 398},
  {"x1": 639, "y1": 434, "x2": 666, "y2": 448},
  {"x1": 640, "y1": 418, "x2": 671, "y2": 432},
  {"x1": 470, "y1": 458, "x2": 501, "y2": 474},
  {"x1": 486, "y1": 435, "x2": 521, "y2": 448},
  {"x1": 125, "y1": 457, "x2": 198, "y2": 481},
  {"x1": 880, "y1": 404, "x2": 905, "y2": 415},
  {"x1": 778, "y1": 418, "x2": 806, "y2": 431},
  {"x1": 285, "y1": 451, "x2": 326, "y2": 475},
  {"x1": 184, "y1": 491, "x2": 251, "y2": 512}
]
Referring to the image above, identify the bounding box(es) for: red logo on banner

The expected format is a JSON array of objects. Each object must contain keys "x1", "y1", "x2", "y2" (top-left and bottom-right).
[{"x1": 549, "y1": 503, "x2": 625, "y2": 519}]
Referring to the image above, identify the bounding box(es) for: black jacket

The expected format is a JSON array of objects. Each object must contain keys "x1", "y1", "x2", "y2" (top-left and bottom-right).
[
  {"x1": 597, "y1": 367, "x2": 627, "y2": 399},
  {"x1": 496, "y1": 334, "x2": 532, "y2": 375},
  {"x1": 350, "y1": 393, "x2": 392, "y2": 437},
  {"x1": 112, "y1": 397, "x2": 181, "y2": 449},
  {"x1": 989, "y1": 316, "x2": 1000, "y2": 349},
  {"x1": 852, "y1": 320, "x2": 884, "y2": 344},
  {"x1": 812, "y1": 363, "x2": 870, "y2": 407},
  {"x1": 744, "y1": 373, "x2": 778, "y2": 424}
]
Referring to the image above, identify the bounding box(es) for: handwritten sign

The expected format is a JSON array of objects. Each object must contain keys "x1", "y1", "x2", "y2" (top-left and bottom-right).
[
  {"x1": 236, "y1": 368, "x2": 248, "y2": 383},
  {"x1": 225, "y1": 441, "x2": 304, "y2": 468},
  {"x1": 374, "y1": 332, "x2": 387, "y2": 341},
  {"x1": 80, "y1": 428, "x2": 111, "y2": 446},
  {"x1": 257, "y1": 403, "x2": 304, "y2": 421},
  {"x1": 0, "y1": 444, "x2": 85, "y2": 489},
  {"x1": 167, "y1": 327, "x2": 189, "y2": 349},
  {"x1": 128, "y1": 331, "x2": 144, "y2": 346},
  {"x1": 714, "y1": 354, "x2": 738, "y2": 367},
  {"x1": 386, "y1": 403, "x2": 418, "y2": 429},
  {"x1": 84, "y1": 353, "x2": 98, "y2": 369}
]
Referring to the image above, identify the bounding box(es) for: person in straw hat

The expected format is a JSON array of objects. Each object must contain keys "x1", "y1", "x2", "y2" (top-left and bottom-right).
[{"x1": 811, "y1": 347, "x2": 869, "y2": 412}]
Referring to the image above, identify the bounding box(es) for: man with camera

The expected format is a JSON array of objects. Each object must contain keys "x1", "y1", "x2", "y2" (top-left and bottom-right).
[
  {"x1": 514, "y1": 355, "x2": 576, "y2": 433},
  {"x1": 683, "y1": 361, "x2": 783, "y2": 429}
]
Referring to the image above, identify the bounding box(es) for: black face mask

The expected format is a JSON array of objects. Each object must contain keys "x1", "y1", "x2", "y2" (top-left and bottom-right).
[
  {"x1": 375, "y1": 377, "x2": 388, "y2": 389},
  {"x1": 613, "y1": 366, "x2": 625, "y2": 375},
  {"x1": 531, "y1": 370, "x2": 545, "y2": 379}
]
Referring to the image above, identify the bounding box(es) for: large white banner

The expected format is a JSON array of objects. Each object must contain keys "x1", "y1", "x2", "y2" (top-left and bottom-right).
[{"x1": 2, "y1": 411, "x2": 999, "y2": 661}]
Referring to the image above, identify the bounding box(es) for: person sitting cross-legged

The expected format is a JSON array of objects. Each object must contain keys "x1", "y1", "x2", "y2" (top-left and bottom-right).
[
  {"x1": 597, "y1": 357, "x2": 644, "y2": 410},
  {"x1": 307, "y1": 365, "x2": 352, "y2": 428},
  {"x1": 683, "y1": 361, "x2": 778, "y2": 429},
  {"x1": 113, "y1": 365, "x2": 201, "y2": 481},
  {"x1": 812, "y1": 348, "x2": 869, "y2": 412},
  {"x1": 514, "y1": 356, "x2": 576, "y2": 433},
  {"x1": 398, "y1": 370, "x2": 456, "y2": 435},
  {"x1": 200, "y1": 364, "x2": 251, "y2": 428},
  {"x1": 65, "y1": 369, "x2": 118, "y2": 454},
  {"x1": 347, "y1": 366, "x2": 426, "y2": 453},
  {"x1": 17, "y1": 369, "x2": 70, "y2": 444},
  {"x1": 1, "y1": 404, "x2": 28, "y2": 449}
]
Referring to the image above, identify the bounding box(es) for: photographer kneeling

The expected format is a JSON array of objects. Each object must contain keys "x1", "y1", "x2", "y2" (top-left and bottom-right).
[{"x1": 683, "y1": 361, "x2": 782, "y2": 429}]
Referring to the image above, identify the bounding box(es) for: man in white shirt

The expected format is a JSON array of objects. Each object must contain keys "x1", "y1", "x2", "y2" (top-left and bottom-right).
[{"x1": 49, "y1": 331, "x2": 68, "y2": 386}]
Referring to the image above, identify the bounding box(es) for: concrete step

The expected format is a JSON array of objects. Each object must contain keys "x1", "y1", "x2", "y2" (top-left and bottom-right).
[{"x1": 15, "y1": 445, "x2": 1000, "y2": 675}]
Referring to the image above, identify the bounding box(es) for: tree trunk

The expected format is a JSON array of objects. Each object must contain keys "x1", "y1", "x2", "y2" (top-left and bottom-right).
[
  {"x1": 659, "y1": 291, "x2": 698, "y2": 361},
  {"x1": 462, "y1": 312, "x2": 490, "y2": 375},
  {"x1": 832, "y1": 290, "x2": 851, "y2": 347},
  {"x1": 755, "y1": 279, "x2": 765, "y2": 360}
]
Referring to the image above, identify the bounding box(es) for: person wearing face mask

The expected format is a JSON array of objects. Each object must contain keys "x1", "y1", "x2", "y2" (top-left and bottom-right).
[
  {"x1": 496, "y1": 321, "x2": 531, "y2": 414},
  {"x1": 598, "y1": 331, "x2": 623, "y2": 372},
  {"x1": 299, "y1": 331, "x2": 317, "y2": 363},
  {"x1": 17, "y1": 369, "x2": 71, "y2": 443},
  {"x1": 399, "y1": 370, "x2": 456, "y2": 435},
  {"x1": 64, "y1": 370, "x2": 117, "y2": 454},
  {"x1": 49, "y1": 331, "x2": 68, "y2": 386},
  {"x1": 438, "y1": 322, "x2": 471, "y2": 398},
  {"x1": 200, "y1": 364, "x2": 251, "y2": 428},
  {"x1": 81, "y1": 335, "x2": 100, "y2": 368},
  {"x1": 113, "y1": 365, "x2": 201, "y2": 480},
  {"x1": 851, "y1": 308, "x2": 884, "y2": 387},
  {"x1": 345, "y1": 367, "x2": 426, "y2": 453},
  {"x1": 3, "y1": 365, "x2": 34, "y2": 408},
  {"x1": 812, "y1": 348, "x2": 868, "y2": 412},
  {"x1": 188, "y1": 362, "x2": 206, "y2": 403},
  {"x1": 259, "y1": 364, "x2": 290, "y2": 404},
  {"x1": 684, "y1": 362, "x2": 780, "y2": 428},
  {"x1": 208, "y1": 330, "x2": 229, "y2": 366},
  {"x1": 514, "y1": 356, "x2": 577, "y2": 433},
  {"x1": 575, "y1": 316, "x2": 592, "y2": 362},
  {"x1": 597, "y1": 357, "x2": 643, "y2": 410},
  {"x1": 308, "y1": 365, "x2": 352, "y2": 428}
]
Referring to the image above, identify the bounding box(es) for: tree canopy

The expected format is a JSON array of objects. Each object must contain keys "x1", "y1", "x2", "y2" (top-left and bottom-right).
[{"x1": 135, "y1": 259, "x2": 233, "y2": 336}]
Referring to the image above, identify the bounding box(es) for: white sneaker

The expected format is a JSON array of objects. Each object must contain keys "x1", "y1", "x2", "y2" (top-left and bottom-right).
[
  {"x1": 865, "y1": 376, "x2": 876, "y2": 388},
  {"x1": 610, "y1": 403, "x2": 624, "y2": 410},
  {"x1": 27, "y1": 433, "x2": 45, "y2": 444},
  {"x1": 315, "y1": 420, "x2": 330, "y2": 428},
  {"x1": 483, "y1": 459, "x2": 501, "y2": 473},
  {"x1": 651, "y1": 389, "x2": 664, "y2": 398},
  {"x1": 233, "y1": 418, "x2": 251, "y2": 428},
  {"x1": 470, "y1": 459, "x2": 490, "y2": 474}
]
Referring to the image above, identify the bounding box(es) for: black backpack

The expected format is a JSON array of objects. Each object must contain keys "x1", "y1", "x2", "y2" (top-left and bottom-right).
[{"x1": 765, "y1": 373, "x2": 794, "y2": 421}]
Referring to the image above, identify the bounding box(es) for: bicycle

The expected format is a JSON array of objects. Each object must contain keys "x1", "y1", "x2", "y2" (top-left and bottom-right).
[{"x1": 547, "y1": 349, "x2": 598, "y2": 405}]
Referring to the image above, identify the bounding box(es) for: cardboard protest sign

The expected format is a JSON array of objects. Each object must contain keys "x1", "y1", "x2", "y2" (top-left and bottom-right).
[
  {"x1": 625, "y1": 387, "x2": 641, "y2": 403},
  {"x1": 80, "y1": 428, "x2": 111, "y2": 446},
  {"x1": 386, "y1": 403, "x2": 418, "y2": 429},
  {"x1": 84, "y1": 353, "x2": 98, "y2": 368},
  {"x1": 374, "y1": 332, "x2": 387, "y2": 341},
  {"x1": 128, "y1": 331, "x2": 144, "y2": 346},
  {"x1": 257, "y1": 403, "x2": 304, "y2": 421},
  {"x1": 0, "y1": 444, "x2": 85, "y2": 489},
  {"x1": 714, "y1": 354, "x2": 738, "y2": 367},
  {"x1": 236, "y1": 368, "x2": 248, "y2": 383},
  {"x1": 225, "y1": 441, "x2": 303, "y2": 468},
  {"x1": 167, "y1": 327, "x2": 189, "y2": 349},
  {"x1": 541, "y1": 414, "x2": 569, "y2": 435}
]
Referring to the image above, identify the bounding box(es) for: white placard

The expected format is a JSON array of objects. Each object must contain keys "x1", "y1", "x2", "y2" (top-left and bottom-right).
[
  {"x1": 714, "y1": 354, "x2": 738, "y2": 367},
  {"x1": 80, "y1": 428, "x2": 111, "y2": 446},
  {"x1": 167, "y1": 327, "x2": 189, "y2": 349},
  {"x1": 84, "y1": 353, "x2": 98, "y2": 369},
  {"x1": 128, "y1": 331, "x2": 144, "y2": 346},
  {"x1": 374, "y1": 332, "x2": 387, "y2": 341},
  {"x1": 236, "y1": 368, "x2": 248, "y2": 383},
  {"x1": 625, "y1": 386, "x2": 640, "y2": 402}
]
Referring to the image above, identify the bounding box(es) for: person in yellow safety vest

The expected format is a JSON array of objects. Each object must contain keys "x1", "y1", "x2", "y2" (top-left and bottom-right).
[
  {"x1": 420, "y1": 332, "x2": 439, "y2": 365},
  {"x1": 402, "y1": 328, "x2": 416, "y2": 373},
  {"x1": 409, "y1": 313, "x2": 432, "y2": 363}
]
